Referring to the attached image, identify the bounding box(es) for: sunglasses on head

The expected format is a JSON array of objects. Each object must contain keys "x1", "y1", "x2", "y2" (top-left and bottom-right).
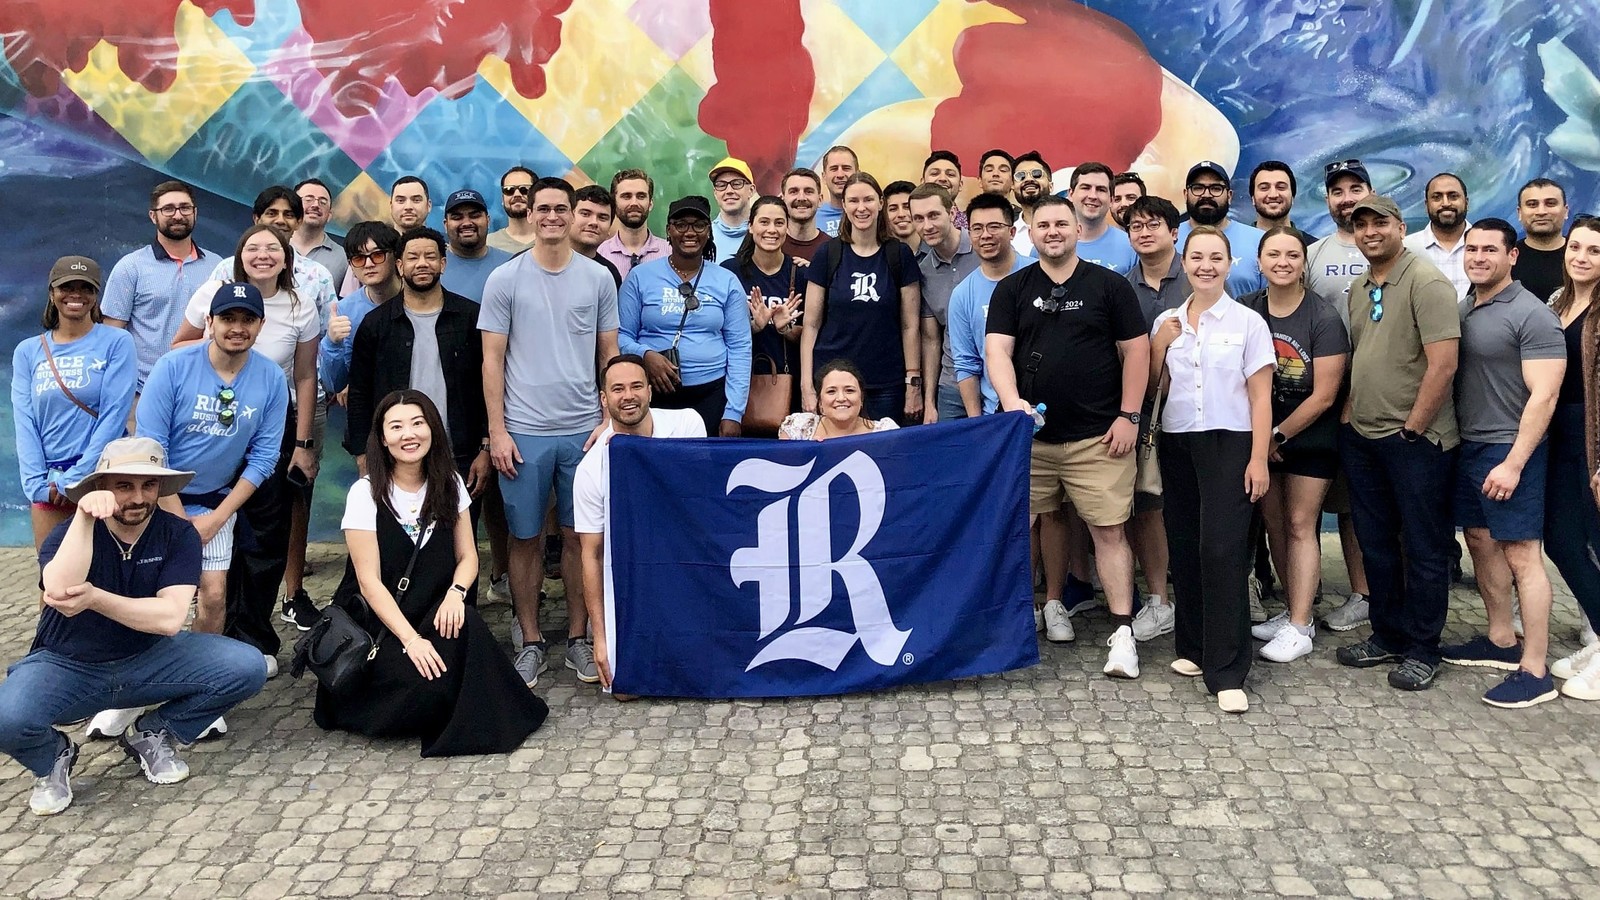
[{"x1": 1325, "y1": 159, "x2": 1363, "y2": 174}]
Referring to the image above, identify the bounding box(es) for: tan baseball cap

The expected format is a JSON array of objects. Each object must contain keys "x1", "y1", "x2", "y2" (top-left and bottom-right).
[
  {"x1": 65, "y1": 437, "x2": 195, "y2": 504},
  {"x1": 49, "y1": 256, "x2": 102, "y2": 290}
]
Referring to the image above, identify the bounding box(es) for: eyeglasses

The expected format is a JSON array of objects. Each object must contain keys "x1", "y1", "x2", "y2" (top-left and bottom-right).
[
  {"x1": 1368, "y1": 285, "x2": 1384, "y2": 322},
  {"x1": 153, "y1": 203, "x2": 196, "y2": 217},
  {"x1": 1036, "y1": 284, "x2": 1069, "y2": 315},
  {"x1": 216, "y1": 386, "x2": 238, "y2": 427},
  {"x1": 676, "y1": 282, "x2": 702, "y2": 311},
  {"x1": 298, "y1": 196, "x2": 330, "y2": 208},
  {"x1": 1325, "y1": 159, "x2": 1363, "y2": 174},
  {"x1": 712, "y1": 178, "x2": 750, "y2": 192},
  {"x1": 1126, "y1": 219, "x2": 1169, "y2": 233},
  {"x1": 969, "y1": 222, "x2": 1012, "y2": 236},
  {"x1": 502, "y1": 185, "x2": 532, "y2": 196},
  {"x1": 349, "y1": 249, "x2": 389, "y2": 266},
  {"x1": 1015, "y1": 168, "x2": 1048, "y2": 180},
  {"x1": 1186, "y1": 183, "x2": 1228, "y2": 197},
  {"x1": 669, "y1": 220, "x2": 711, "y2": 234}
]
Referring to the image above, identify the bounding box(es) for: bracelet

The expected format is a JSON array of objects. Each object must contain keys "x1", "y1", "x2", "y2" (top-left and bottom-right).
[{"x1": 402, "y1": 635, "x2": 425, "y2": 655}]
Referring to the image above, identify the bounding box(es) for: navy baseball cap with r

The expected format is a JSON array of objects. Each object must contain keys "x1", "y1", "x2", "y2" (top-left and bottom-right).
[{"x1": 210, "y1": 282, "x2": 265, "y2": 318}]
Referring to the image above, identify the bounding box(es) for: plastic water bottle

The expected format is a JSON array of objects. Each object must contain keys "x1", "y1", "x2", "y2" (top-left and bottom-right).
[{"x1": 1031, "y1": 402, "x2": 1047, "y2": 432}]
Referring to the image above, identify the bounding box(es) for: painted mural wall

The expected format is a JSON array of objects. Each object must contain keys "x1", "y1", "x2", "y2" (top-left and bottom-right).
[{"x1": 0, "y1": 0, "x2": 1597, "y2": 543}]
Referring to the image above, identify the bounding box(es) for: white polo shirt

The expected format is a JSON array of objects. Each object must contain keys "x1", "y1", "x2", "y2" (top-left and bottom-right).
[{"x1": 1153, "y1": 294, "x2": 1276, "y2": 433}]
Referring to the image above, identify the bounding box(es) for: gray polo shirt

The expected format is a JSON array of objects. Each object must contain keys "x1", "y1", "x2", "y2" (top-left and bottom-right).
[
  {"x1": 918, "y1": 232, "x2": 978, "y2": 389},
  {"x1": 1126, "y1": 254, "x2": 1190, "y2": 328},
  {"x1": 1456, "y1": 280, "x2": 1565, "y2": 444}
]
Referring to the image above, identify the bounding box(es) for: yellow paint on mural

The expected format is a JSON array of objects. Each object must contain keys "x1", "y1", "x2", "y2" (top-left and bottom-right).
[
  {"x1": 892, "y1": 0, "x2": 1025, "y2": 100},
  {"x1": 799, "y1": 0, "x2": 887, "y2": 140},
  {"x1": 331, "y1": 171, "x2": 390, "y2": 226},
  {"x1": 60, "y1": 1, "x2": 252, "y2": 164},
  {"x1": 678, "y1": 31, "x2": 716, "y2": 93},
  {"x1": 832, "y1": 98, "x2": 937, "y2": 186},
  {"x1": 479, "y1": 0, "x2": 676, "y2": 164}
]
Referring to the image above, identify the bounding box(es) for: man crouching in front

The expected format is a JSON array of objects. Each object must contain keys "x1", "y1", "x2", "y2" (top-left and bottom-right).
[{"x1": 0, "y1": 437, "x2": 268, "y2": 815}]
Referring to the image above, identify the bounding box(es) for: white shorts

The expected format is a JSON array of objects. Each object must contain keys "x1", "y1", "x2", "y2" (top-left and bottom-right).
[{"x1": 183, "y1": 504, "x2": 238, "y2": 572}]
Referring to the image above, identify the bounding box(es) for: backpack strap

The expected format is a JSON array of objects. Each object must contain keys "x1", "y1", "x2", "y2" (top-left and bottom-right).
[{"x1": 38, "y1": 335, "x2": 98, "y2": 419}]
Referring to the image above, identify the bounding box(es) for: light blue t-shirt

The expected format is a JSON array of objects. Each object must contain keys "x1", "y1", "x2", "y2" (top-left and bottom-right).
[
  {"x1": 618, "y1": 258, "x2": 753, "y2": 421},
  {"x1": 101, "y1": 242, "x2": 220, "y2": 390},
  {"x1": 317, "y1": 285, "x2": 390, "y2": 394},
  {"x1": 1076, "y1": 227, "x2": 1137, "y2": 275},
  {"x1": 1178, "y1": 218, "x2": 1266, "y2": 297},
  {"x1": 711, "y1": 218, "x2": 748, "y2": 265},
  {"x1": 948, "y1": 256, "x2": 1030, "y2": 415},
  {"x1": 479, "y1": 251, "x2": 619, "y2": 436},
  {"x1": 10, "y1": 325, "x2": 137, "y2": 502},
  {"x1": 442, "y1": 246, "x2": 515, "y2": 303},
  {"x1": 816, "y1": 203, "x2": 843, "y2": 238},
  {"x1": 136, "y1": 342, "x2": 288, "y2": 495}
]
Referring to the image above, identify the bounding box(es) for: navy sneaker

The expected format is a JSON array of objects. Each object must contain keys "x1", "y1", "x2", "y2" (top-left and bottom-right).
[
  {"x1": 1387, "y1": 657, "x2": 1438, "y2": 691},
  {"x1": 1063, "y1": 574, "x2": 1099, "y2": 617},
  {"x1": 1483, "y1": 668, "x2": 1558, "y2": 709},
  {"x1": 1440, "y1": 635, "x2": 1522, "y2": 671},
  {"x1": 1335, "y1": 638, "x2": 1403, "y2": 668}
]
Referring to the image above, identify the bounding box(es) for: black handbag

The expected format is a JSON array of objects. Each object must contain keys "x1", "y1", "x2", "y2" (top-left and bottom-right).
[{"x1": 290, "y1": 525, "x2": 429, "y2": 693}]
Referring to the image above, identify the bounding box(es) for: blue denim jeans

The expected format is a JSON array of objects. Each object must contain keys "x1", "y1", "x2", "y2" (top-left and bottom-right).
[
  {"x1": 1340, "y1": 425, "x2": 1458, "y2": 665},
  {"x1": 936, "y1": 385, "x2": 970, "y2": 423},
  {"x1": 0, "y1": 632, "x2": 267, "y2": 776}
]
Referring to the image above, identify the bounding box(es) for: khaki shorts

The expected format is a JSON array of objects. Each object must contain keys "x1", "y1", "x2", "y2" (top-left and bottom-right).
[{"x1": 1030, "y1": 437, "x2": 1136, "y2": 526}]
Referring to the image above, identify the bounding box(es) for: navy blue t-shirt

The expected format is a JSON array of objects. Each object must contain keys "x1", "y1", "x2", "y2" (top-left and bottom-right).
[
  {"x1": 33, "y1": 510, "x2": 202, "y2": 663},
  {"x1": 723, "y1": 255, "x2": 801, "y2": 376},
  {"x1": 804, "y1": 239, "x2": 921, "y2": 389}
]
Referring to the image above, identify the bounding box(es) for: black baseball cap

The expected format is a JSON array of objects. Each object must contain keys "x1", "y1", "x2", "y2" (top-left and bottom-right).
[
  {"x1": 667, "y1": 195, "x2": 712, "y2": 221},
  {"x1": 1185, "y1": 160, "x2": 1231, "y2": 184},
  {"x1": 210, "y1": 282, "x2": 265, "y2": 318},
  {"x1": 1323, "y1": 159, "x2": 1372, "y2": 188}
]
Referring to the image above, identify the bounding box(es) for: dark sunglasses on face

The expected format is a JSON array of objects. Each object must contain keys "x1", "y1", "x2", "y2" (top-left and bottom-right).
[
  {"x1": 502, "y1": 185, "x2": 532, "y2": 196},
  {"x1": 1016, "y1": 168, "x2": 1048, "y2": 180}
]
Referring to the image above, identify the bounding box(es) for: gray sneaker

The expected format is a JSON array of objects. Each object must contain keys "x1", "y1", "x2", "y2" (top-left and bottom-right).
[
  {"x1": 29, "y1": 738, "x2": 78, "y2": 816},
  {"x1": 118, "y1": 727, "x2": 189, "y2": 785},
  {"x1": 1248, "y1": 574, "x2": 1269, "y2": 624},
  {"x1": 514, "y1": 643, "x2": 548, "y2": 688},
  {"x1": 565, "y1": 639, "x2": 600, "y2": 683},
  {"x1": 1324, "y1": 593, "x2": 1371, "y2": 632}
]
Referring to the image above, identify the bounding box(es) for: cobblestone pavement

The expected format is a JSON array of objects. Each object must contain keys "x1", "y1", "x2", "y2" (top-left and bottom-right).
[{"x1": 1, "y1": 537, "x2": 1598, "y2": 899}]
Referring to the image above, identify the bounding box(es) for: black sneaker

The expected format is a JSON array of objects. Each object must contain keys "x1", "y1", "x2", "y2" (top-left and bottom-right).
[
  {"x1": 280, "y1": 589, "x2": 321, "y2": 632},
  {"x1": 1335, "y1": 638, "x2": 1404, "y2": 668},
  {"x1": 1388, "y1": 657, "x2": 1438, "y2": 691}
]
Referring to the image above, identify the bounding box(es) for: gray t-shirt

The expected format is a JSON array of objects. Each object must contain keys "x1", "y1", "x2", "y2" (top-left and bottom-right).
[
  {"x1": 1305, "y1": 233, "x2": 1369, "y2": 328},
  {"x1": 918, "y1": 234, "x2": 978, "y2": 389},
  {"x1": 479, "y1": 252, "x2": 619, "y2": 436},
  {"x1": 1456, "y1": 280, "x2": 1565, "y2": 444},
  {"x1": 405, "y1": 307, "x2": 450, "y2": 439}
]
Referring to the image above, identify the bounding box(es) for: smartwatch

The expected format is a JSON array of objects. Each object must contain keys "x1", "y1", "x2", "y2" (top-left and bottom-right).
[
  {"x1": 1273, "y1": 428, "x2": 1287, "y2": 445},
  {"x1": 294, "y1": 438, "x2": 315, "y2": 449},
  {"x1": 1399, "y1": 427, "x2": 1421, "y2": 443},
  {"x1": 1118, "y1": 410, "x2": 1141, "y2": 425},
  {"x1": 906, "y1": 374, "x2": 924, "y2": 387}
]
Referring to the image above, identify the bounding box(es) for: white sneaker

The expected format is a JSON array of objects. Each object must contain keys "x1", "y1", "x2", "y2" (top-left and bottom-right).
[
  {"x1": 195, "y1": 717, "x2": 228, "y2": 740},
  {"x1": 1552, "y1": 640, "x2": 1600, "y2": 680},
  {"x1": 263, "y1": 654, "x2": 279, "y2": 679},
  {"x1": 1103, "y1": 625, "x2": 1139, "y2": 678},
  {"x1": 1248, "y1": 574, "x2": 1269, "y2": 624},
  {"x1": 1251, "y1": 610, "x2": 1290, "y2": 642},
  {"x1": 1581, "y1": 616, "x2": 1597, "y2": 648},
  {"x1": 85, "y1": 707, "x2": 142, "y2": 740},
  {"x1": 1131, "y1": 597, "x2": 1174, "y2": 642},
  {"x1": 1259, "y1": 625, "x2": 1314, "y2": 663},
  {"x1": 1041, "y1": 599, "x2": 1074, "y2": 643},
  {"x1": 1560, "y1": 650, "x2": 1600, "y2": 701},
  {"x1": 1033, "y1": 606, "x2": 1043, "y2": 633}
]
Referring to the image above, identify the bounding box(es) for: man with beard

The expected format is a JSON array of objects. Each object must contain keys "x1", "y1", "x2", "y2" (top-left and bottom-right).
[
  {"x1": 1177, "y1": 161, "x2": 1265, "y2": 296},
  {"x1": 440, "y1": 189, "x2": 513, "y2": 302},
  {"x1": 708, "y1": 157, "x2": 755, "y2": 262},
  {"x1": 573, "y1": 354, "x2": 706, "y2": 693},
  {"x1": 1404, "y1": 173, "x2": 1472, "y2": 299},
  {"x1": 1512, "y1": 178, "x2": 1570, "y2": 302},
  {"x1": 1070, "y1": 162, "x2": 1136, "y2": 274},
  {"x1": 1110, "y1": 172, "x2": 1146, "y2": 229},
  {"x1": 1249, "y1": 161, "x2": 1298, "y2": 231},
  {"x1": 488, "y1": 166, "x2": 538, "y2": 254},
  {"x1": 0, "y1": 437, "x2": 266, "y2": 816},
  {"x1": 979, "y1": 149, "x2": 1015, "y2": 198},
  {"x1": 1010, "y1": 151, "x2": 1053, "y2": 258},
  {"x1": 1306, "y1": 159, "x2": 1375, "y2": 326},
  {"x1": 570, "y1": 185, "x2": 624, "y2": 287},
  {"x1": 102, "y1": 180, "x2": 220, "y2": 397},
  {"x1": 884, "y1": 180, "x2": 920, "y2": 254},
  {"x1": 598, "y1": 169, "x2": 670, "y2": 280},
  {"x1": 782, "y1": 168, "x2": 829, "y2": 262},
  {"x1": 816, "y1": 145, "x2": 858, "y2": 237},
  {"x1": 291, "y1": 178, "x2": 348, "y2": 288}
]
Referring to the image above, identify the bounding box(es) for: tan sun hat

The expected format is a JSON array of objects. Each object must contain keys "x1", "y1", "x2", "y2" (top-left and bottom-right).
[{"x1": 64, "y1": 437, "x2": 195, "y2": 504}]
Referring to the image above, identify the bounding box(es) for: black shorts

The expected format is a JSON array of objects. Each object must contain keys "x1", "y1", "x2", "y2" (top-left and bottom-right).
[{"x1": 1271, "y1": 446, "x2": 1339, "y2": 480}]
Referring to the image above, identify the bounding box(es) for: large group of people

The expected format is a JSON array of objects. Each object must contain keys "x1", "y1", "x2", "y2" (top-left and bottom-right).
[{"x1": 5, "y1": 144, "x2": 1600, "y2": 816}]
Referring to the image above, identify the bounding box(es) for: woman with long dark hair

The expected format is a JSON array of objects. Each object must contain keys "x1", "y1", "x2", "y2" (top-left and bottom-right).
[
  {"x1": 724, "y1": 196, "x2": 805, "y2": 429},
  {"x1": 313, "y1": 390, "x2": 547, "y2": 755},
  {"x1": 11, "y1": 256, "x2": 136, "y2": 550}
]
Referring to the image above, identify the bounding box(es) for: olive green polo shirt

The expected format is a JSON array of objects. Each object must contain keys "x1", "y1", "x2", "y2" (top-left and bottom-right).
[{"x1": 1347, "y1": 249, "x2": 1461, "y2": 448}]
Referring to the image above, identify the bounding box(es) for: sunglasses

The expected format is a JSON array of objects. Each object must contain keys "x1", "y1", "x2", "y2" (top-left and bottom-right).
[
  {"x1": 502, "y1": 185, "x2": 532, "y2": 196},
  {"x1": 676, "y1": 282, "x2": 702, "y2": 311},
  {"x1": 1015, "y1": 168, "x2": 1048, "y2": 180},
  {"x1": 216, "y1": 385, "x2": 238, "y2": 426},
  {"x1": 1036, "y1": 284, "x2": 1069, "y2": 315},
  {"x1": 1368, "y1": 285, "x2": 1384, "y2": 322},
  {"x1": 349, "y1": 249, "x2": 389, "y2": 266},
  {"x1": 1325, "y1": 159, "x2": 1363, "y2": 174}
]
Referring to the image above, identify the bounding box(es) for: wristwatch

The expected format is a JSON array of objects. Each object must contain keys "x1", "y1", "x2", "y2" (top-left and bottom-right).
[
  {"x1": 1273, "y1": 428, "x2": 1287, "y2": 445},
  {"x1": 1399, "y1": 427, "x2": 1421, "y2": 443},
  {"x1": 905, "y1": 374, "x2": 924, "y2": 387},
  {"x1": 294, "y1": 438, "x2": 314, "y2": 449},
  {"x1": 1118, "y1": 410, "x2": 1141, "y2": 425}
]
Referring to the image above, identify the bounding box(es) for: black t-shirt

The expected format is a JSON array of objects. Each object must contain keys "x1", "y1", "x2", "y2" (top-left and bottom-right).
[
  {"x1": 1513, "y1": 239, "x2": 1566, "y2": 304},
  {"x1": 592, "y1": 252, "x2": 623, "y2": 288},
  {"x1": 1241, "y1": 289, "x2": 1350, "y2": 445},
  {"x1": 723, "y1": 256, "x2": 801, "y2": 377},
  {"x1": 804, "y1": 239, "x2": 921, "y2": 389},
  {"x1": 985, "y1": 260, "x2": 1147, "y2": 442},
  {"x1": 33, "y1": 510, "x2": 202, "y2": 663},
  {"x1": 1559, "y1": 306, "x2": 1586, "y2": 405}
]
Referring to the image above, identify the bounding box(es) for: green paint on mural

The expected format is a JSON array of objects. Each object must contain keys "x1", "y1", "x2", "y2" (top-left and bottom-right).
[{"x1": 578, "y1": 66, "x2": 728, "y2": 233}]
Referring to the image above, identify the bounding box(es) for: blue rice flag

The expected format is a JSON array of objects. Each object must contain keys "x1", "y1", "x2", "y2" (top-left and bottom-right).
[{"x1": 606, "y1": 413, "x2": 1038, "y2": 698}]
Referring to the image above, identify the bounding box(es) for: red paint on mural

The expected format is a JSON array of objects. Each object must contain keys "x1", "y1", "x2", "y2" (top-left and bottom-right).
[
  {"x1": 932, "y1": 1, "x2": 1162, "y2": 171},
  {"x1": 698, "y1": 0, "x2": 814, "y2": 192}
]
